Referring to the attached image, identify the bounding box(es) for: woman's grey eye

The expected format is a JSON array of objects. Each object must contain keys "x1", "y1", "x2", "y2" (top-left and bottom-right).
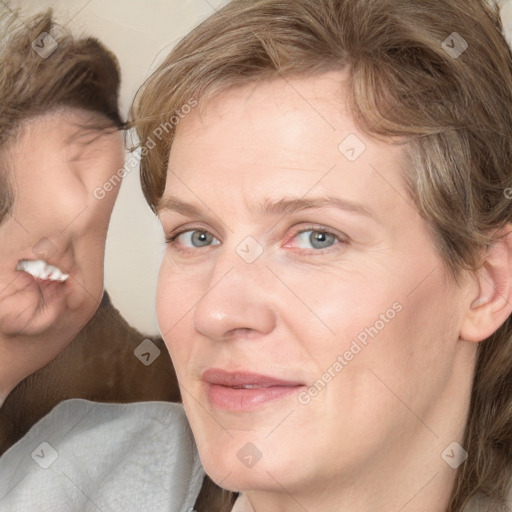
[
  {"x1": 295, "y1": 230, "x2": 338, "y2": 249},
  {"x1": 309, "y1": 231, "x2": 336, "y2": 249},
  {"x1": 191, "y1": 231, "x2": 214, "y2": 247}
]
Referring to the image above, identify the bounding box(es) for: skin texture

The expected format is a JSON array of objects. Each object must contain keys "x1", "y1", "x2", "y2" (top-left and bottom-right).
[
  {"x1": 0, "y1": 108, "x2": 124, "y2": 403},
  {"x1": 156, "y1": 72, "x2": 512, "y2": 512}
]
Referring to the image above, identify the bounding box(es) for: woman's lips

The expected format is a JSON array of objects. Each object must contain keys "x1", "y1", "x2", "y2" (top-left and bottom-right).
[{"x1": 202, "y1": 369, "x2": 306, "y2": 411}]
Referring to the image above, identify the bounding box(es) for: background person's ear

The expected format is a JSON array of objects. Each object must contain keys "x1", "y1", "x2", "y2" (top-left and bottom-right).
[{"x1": 460, "y1": 225, "x2": 512, "y2": 343}]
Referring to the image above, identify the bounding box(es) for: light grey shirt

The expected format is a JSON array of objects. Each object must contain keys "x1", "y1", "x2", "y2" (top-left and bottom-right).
[
  {"x1": 2, "y1": 399, "x2": 509, "y2": 512},
  {"x1": 0, "y1": 399, "x2": 204, "y2": 512}
]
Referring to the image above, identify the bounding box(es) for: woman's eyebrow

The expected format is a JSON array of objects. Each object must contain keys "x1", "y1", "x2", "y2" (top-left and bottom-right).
[
  {"x1": 257, "y1": 196, "x2": 376, "y2": 218},
  {"x1": 157, "y1": 196, "x2": 203, "y2": 217},
  {"x1": 157, "y1": 195, "x2": 376, "y2": 219}
]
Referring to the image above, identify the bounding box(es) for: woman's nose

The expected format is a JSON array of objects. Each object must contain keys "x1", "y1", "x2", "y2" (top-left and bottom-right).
[{"x1": 193, "y1": 262, "x2": 277, "y2": 342}]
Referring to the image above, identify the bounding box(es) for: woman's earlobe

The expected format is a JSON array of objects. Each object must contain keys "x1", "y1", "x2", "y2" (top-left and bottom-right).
[{"x1": 460, "y1": 226, "x2": 512, "y2": 343}]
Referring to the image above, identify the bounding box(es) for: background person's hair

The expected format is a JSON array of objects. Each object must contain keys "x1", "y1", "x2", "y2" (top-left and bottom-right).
[
  {"x1": 132, "y1": 0, "x2": 512, "y2": 509},
  {"x1": 0, "y1": 8, "x2": 123, "y2": 226}
]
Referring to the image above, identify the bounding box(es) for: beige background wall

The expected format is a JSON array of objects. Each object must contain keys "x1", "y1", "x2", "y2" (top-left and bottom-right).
[{"x1": 5, "y1": 0, "x2": 512, "y2": 335}]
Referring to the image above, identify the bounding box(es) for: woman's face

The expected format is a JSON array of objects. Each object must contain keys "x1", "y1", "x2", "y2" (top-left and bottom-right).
[{"x1": 156, "y1": 72, "x2": 475, "y2": 501}]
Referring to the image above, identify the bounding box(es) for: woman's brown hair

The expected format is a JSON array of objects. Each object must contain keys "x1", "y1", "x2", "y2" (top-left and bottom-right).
[{"x1": 132, "y1": 0, "x2": 512, "y2": 510}]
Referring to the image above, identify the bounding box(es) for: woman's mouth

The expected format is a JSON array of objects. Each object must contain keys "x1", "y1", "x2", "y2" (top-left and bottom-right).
[
  {"x1": 202, "y1": 369, "x2": 306, "y2": 411},
  {"x1": 16, "y1": 259, "x2": 69, "y2": 282}
]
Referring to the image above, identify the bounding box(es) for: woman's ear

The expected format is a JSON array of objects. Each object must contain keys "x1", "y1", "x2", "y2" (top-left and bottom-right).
[{"x1": 460, "y1": 225, "x2": 512, "y2": 343}]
